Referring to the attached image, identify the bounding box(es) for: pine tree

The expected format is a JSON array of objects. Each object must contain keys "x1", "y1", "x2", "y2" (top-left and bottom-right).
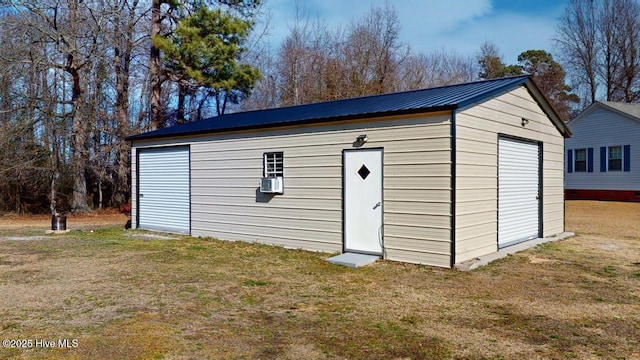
[
  {"x1": 517, "y1": 50, "x2": 579, "y2": 120},
  {"x1": 154, "y1": 6, "x2": 261, "y2": 120}
]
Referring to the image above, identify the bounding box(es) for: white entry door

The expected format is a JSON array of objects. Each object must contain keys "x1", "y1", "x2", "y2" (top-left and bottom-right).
[
  {"x1": 344, "y1": 149, "x2": 383, "y2": 255},
  {"x1": 498, "y1": 137, "x2": 540, "y2": 247}
]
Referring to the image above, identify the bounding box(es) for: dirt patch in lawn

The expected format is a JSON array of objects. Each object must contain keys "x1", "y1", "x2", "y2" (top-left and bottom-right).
[
  {"x1": 0, "y1": 209, "x2": 128, "y2": 233},
  {"x1": 0, "y1": 201, "x2": 638, "y2": 359}
]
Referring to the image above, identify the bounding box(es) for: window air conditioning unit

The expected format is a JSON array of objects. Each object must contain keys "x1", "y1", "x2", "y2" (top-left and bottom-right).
[{"x1": 260, "y1": 177, "x2": 283, "y2": 194}]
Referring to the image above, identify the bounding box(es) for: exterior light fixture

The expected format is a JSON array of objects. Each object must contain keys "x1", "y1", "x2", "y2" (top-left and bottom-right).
[
  {"x1": 521, "y1": 118, "x2": 530, "y2": 127},
  {"x1": 354, "y1": 134, "x2": 368, "y2": 147}
]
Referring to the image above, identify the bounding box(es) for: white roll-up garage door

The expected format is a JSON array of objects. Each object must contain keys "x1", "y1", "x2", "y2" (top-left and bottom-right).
[
  {"x1": 498, "y1": 137, "x2": 540, "y2": 247},
  {"x1": 138, "y1": 146, "x2": 190, "y2": 233}
]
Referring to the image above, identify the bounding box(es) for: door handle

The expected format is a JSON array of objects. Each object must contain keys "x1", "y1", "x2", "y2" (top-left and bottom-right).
[{"x1": 373, "y1": 201, "x2": 381, "y2": 209}]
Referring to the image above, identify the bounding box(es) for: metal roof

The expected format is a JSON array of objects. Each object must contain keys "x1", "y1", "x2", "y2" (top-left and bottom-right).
[{"x1": 128, "y1": 75, "x2": 568, "y2": 141}]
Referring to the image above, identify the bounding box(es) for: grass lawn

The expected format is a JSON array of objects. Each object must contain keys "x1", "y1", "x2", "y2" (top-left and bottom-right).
[{"x1": 0, "y1": 201, "x2": 639, "y2": 359}]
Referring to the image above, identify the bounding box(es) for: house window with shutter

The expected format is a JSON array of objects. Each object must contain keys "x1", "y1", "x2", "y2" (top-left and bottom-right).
[
  {"x1": 601, "y1": 145, "x2": 630, "y2": 172},
  {"x1": 608, "y1": 146, "x2": 622, "y2": 171},
  {"x1": 574, "y1": 148, "x2": 587, "y2": 172},
  {"x1": 569, "y1": 148, "x2": 593, "y2": 173}
]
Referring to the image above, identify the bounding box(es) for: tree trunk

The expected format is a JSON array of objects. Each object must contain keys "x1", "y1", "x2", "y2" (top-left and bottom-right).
[
  {"x1": 50, "y1": 173, "x2": 57, "y2": 215},
  {"x1": 67, "y1": 58, "x2": 90, "y2": 213},
  {"x1": 111, "y1": 0, "x2": 142, "y2": 207},
  {"x1": 150, "y1": 0, "x2": 164, "y2": 130},
  {"x1": 98, "y1": 181, "x2": 103, "y2": 209},
  {"x1": 70, "y1": 110, "x2": 90, "y2": 213},
  {"x1": 177, "y1": 83, "x2": 186, "y2": 123},
  {"x1": 113, "y1": 37, "x2": 132, "y2": 205},
  {"x1": 71, "y1": 174, "x2": 89, "y2": 212}
]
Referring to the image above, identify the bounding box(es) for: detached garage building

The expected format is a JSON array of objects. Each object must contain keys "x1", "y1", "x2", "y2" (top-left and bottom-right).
[{"x1": 127, "y1": 75, "x2": 571, "y2": 268}]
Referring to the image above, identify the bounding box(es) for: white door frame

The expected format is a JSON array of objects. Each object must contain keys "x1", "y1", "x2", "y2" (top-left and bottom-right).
[{"x1": 343, "y1": 148, "x2": 384, "y2": 255}]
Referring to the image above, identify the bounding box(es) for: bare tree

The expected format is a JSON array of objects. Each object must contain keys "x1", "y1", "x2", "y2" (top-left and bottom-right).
[
  {"x1": 398, "y1": 50, "x2": 476, "y2": 90},
  {"x1": 556, "y1": 0, "x2": 599, "y2": 104},
  {"x1": 277, "y1": 11, "x2": 322, "y2": 106},
  {"x1": 556, "y1": 0, "x2": 640, "y2": 104},
  {"x1": 609, "y1": 0, "x2": 640, "y2": 102},
  {"x1": 477, "y1": 41, "x2": 523, "y2": 79},
  {"x1": 0, "y1": 13, "x2": 53, "y2": 213},
  {"x1": 247, "y1": 3, "x2": 481, "y2": 111},
  {"x1": 109, "y1": 0, "x2": 146, "y2": 206},
  {"x1": 149, "y1": 0, "x2": 175, "y2": 130},
  {"x1": 275, "y1": 3, "x2": 408, "y2": 106},
  {"x1": 477, "y1": 41, "x2": 508, "y2": 79},
  {"x1": 342, "y1": 4, "x2": 403, "y2": 97},
  {"x1": 0, "y1": 0, "x2": 150, "y2": 213},
  {"x1": 239, "y1": 50, "x2": 280, "y2": 111},
  {"x1": 9, "y1": 1, "x2": 107, "y2": 213}
]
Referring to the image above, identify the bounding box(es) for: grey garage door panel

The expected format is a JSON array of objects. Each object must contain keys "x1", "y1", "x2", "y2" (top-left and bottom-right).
[{"x1": 138, "y1": 146, "x2": 190, "y2": 233}]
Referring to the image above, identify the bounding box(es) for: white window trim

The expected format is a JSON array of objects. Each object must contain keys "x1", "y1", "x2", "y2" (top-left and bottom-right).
[
  {"x1": 574, "y1": 148, "x2": 587, "y2": 173},
  {"x1": 607, "y1": 145, "x2": 623, "y2": 172},
  {"x1": 263, "y1": 152, "x2": 283, "y2": 177}
]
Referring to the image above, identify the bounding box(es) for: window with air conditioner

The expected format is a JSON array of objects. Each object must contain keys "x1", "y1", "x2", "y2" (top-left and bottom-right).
[
  {"x1": 261, "y1": 152, "x2": 284, "y2": 194},
  {"x1": 264, "y1": 152, "x2": 283, "y2": 177}
]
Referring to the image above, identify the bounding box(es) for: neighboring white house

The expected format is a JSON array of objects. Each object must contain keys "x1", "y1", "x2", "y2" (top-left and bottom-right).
[
  {"x1": 127, "y1": 75, "x2": 571, "y2": 268},
  {"x1": 565, "y1": 101, "x2": 639, "y2": 202}
]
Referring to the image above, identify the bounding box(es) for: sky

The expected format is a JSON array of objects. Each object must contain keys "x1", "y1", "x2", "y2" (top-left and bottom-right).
[{"x1": 262, "y1": 0, "x2": 568, "y2": 63}]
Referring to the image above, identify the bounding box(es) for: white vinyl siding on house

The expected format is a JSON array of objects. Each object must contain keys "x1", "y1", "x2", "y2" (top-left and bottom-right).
[
  {"x1": 133, "y1": 114, "x2": 453, "y2": 267},
  {"x1": 566, "y1": 106, "x2": 640, "y2": 190},
  {"x1": 454, "y1": 86, "x2": 565, "y2": 263}
]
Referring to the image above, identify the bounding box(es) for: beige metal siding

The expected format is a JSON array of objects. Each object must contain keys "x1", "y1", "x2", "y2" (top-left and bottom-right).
[
  {"x1": 132, "y1": 114, "x2": 453, "y2": 267},
  {"x1": 455, "y1": 86, "x2": 565, "y2": 263}
]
